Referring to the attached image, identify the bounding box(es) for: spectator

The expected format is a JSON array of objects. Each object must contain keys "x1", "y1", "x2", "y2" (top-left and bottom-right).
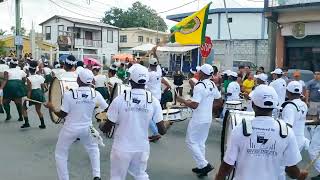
[
  {"x1": 306, "y1": 71, "x2": 320, "y2": 120},
  {"x1": 282, "y1": 67, "x2": 289, "y2": 84},
  {"x1": 160, "y1": 68, "x2": 173, "y2": 109},
  {"x1": 242, "y1": 72, "x2": 255, "y2": 95},
  {"x1": 293, "y1": 70, "x2": 306, "y2": 96},
  {"x1": 258, "y1": 66, "x2": 265, "y2": 74},
  {"x1": 116, "y1": 63, "x2": 126, "y2": 81},
  {"x1": 173, "y1": 70, "x2": 184, "y2": 105},
  {"x1": 211, "y1": 65, "x2": 222, "y2": 90}
]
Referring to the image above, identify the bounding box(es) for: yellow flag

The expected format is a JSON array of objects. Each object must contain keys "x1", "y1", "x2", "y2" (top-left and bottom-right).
[{"x1": 170, "y1": 3, "x2": 211, "y2": 45}]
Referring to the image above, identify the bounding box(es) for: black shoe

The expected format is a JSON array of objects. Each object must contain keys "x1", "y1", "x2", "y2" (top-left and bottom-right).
[
  {"x1": 93, "y1": 177, "x2": 101, "y2": 180},
  {"x1": 311, "y1": 174, "x2": 320, "y2": 180},
  {"x1": 5, "y1": 115, "x2": 11, "y2": 121},
  {"x1": 39, "y1": 124, "x2": 46, "y2": 129},
  {"x1": 197, "y1": 164, "x2": 214, "y2": 178},
  {"x1": 192, "y1": 167, "x2": 201, "y2": 174},
  {"x1": 21, "y1": 123, "x2": 30, "y2": 128},
  {"x1": 18, "y1": 117, "x2": 23, "y2": 122}
]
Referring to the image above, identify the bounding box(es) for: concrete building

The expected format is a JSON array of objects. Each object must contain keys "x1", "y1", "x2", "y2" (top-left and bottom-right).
[
  {"x1": 265, "y1": 0, "x2": 320, "y2": 71},
  {"x1": 39, "y1": 15, "x2": 119, "y2": 65},
  {"x1": 119, "y1": 27, "x2": 169, "y2": 53},
  {"x1": 167, "y1": 8, "x2": 270, "y2": 71}
]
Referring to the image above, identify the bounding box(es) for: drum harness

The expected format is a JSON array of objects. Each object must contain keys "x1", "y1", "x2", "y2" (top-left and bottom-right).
[{"x1": 280, "y1": 101, "x2": 300, "y2": 128}]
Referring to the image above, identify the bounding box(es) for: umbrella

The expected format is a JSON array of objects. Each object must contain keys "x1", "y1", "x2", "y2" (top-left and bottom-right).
[
  {"x1": 83, "y1": 57, "x2": 101, "y2": 66},
  {"x1": 112, "y1": 54, "x2": 134, "y2": 62},
  {"x1": 59, "y1": 54, "x2": 69, "y2": 62}
]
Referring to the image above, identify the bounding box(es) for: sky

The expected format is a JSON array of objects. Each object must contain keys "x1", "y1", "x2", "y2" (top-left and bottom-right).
[{"x1": 0, "y1": 0, "x2": 264, "y2": 34}]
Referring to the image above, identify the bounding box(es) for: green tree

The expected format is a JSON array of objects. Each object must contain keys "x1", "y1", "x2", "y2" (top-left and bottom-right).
[
  {"x1": 10, "y1": 26, "x2": 26, "y2": 35},
  {"x1": 102, "y1": 1, "x2": 167, "y2": 32}
]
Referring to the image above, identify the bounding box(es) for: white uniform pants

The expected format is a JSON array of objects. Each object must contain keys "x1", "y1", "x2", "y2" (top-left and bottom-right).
[
  {"x1": 309, "y1": 126, "x2": 320, "y2": 173},
  {"x1": 186, "y1": 121, "x2": 211, "y2": 169},
  {"x1": 110, "y1": 149, "x2": 149, "y2": 180},
  {"x1": 55, "y1": 127, "x2": 100, "y2": 180}
]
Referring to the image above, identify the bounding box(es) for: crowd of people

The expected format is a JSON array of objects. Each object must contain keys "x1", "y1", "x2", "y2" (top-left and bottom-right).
[{"x1": 0, "y1": 53, "x2": 320, "y2": 180}]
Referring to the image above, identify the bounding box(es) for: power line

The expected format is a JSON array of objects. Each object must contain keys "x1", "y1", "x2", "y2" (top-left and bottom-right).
[
  {"x1": 48, "y1": 0, "x2": 102, "y2": 20},
  {"x1": 158, "y1": 0, "x2": 198, "y2": 14}
]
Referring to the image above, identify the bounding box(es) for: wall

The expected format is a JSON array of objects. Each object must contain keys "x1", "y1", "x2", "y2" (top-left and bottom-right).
[
  {"x1": 213, "y1": 39, "x2": 270, "y2": 71},
  {"x1": 206, "y1": 13, "x2": 268, "y2": 40},
  {"x1": 101, "y1": 28, "x2": 119, "y2": 65},
  {"x1": 119, "y1": 30, "x2": 168, "y2": 49}
]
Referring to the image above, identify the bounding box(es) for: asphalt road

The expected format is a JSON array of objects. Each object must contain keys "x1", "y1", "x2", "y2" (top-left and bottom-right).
[{"x1": 0, "y1": 101, "x2": 317, "y2": 180}]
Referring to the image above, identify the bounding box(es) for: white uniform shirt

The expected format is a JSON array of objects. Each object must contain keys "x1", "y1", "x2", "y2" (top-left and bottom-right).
[
  {"x1": 224, "y1": 116, "x2": 301, "y2": 180},
  {"x1": 191, "y1": 79, "x2": 221, "y2": 124},
  {"x1": 28, "y1": 74, "x2": 45, "y2": 89},
  {"x1": 61, "y1": 86, "x2": 108, "y2": 129},
  {"x1": 76, "y1": 66, "x2": 84, "y2": 75},
  {"x1": 282, "y1": 99, "x2": 308, "y2": 139},
  {"x1": 226, "y1": 81, "x2": 240, "y2": 101},
  {"x1": 109, "y1": 76, "x2": 122, "y2": 88},
  {"x1": 43, "y1": 67, "x2": 52, "y2": 75},
  {"x1": 269, "y1": 78, "x2": 287, "y2": 105},
  {"x1": 146, "y1": 65, "x2": 162, "y2": 100},
  {"x1": 0, "y1": 64, "x2": 9, "y2": 72},
  {"x1": 60, "y1": 71, "x2": 77, "y2": 79},
  {"x1": 107, "y1": 88, "x2": 163, "y2": 152},
  {"x1": 52, "y1": 69, "x2": 66, "y2": 78},
  {"x1": 6, "y1": 68, "x2": 27, "y2": 80},
  {"x1": 94, "y1": 74, "x2": 108, "y2": 88}
]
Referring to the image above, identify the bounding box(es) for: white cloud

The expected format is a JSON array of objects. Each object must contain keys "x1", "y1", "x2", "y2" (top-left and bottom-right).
[{"x1": 0, "y1": 0, "x2": 263, "y2": 34}]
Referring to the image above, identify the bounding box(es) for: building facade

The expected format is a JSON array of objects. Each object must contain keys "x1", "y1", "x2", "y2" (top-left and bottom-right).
[
  {"x1": 167, "y1": 8, "x2": 270, "y2": 71},
  {"x1": 265, "y1": 0, "x2": 320, "y2": 71},
  {"x1": 39, "y1": 15, "x2": 119, "y2": 65},
  {"x1": 119, "y1": 27, "x2": 169, "y2": 53}
]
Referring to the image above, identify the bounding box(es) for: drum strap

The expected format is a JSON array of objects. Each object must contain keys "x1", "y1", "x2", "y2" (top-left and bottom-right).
[
  {"x1": 70, "y1": 88, "x2": 97, "y2": 99},
  {"x1": 277, "y1": 120, "x2": 288, "y2": 138},
  {"x1": 146, "y1": 91, "x2": 152, "y2": 103},
  {"x1": 281, "y1": 101, "x2": 299, "y2": 112},
  {"x1": 124, "y1": 90, "x2": 153, "y2": 103},
  {"x1": 242, "y1": 118, "x2": 253, "y2": 137},
  {"x1": 90, "y1": 88, "x2": 97, "y2": 98}
]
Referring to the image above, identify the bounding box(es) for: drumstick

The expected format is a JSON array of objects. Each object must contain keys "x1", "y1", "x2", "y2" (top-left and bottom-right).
[
  {"x1": 25, "y1": 98, "x2": 45, "y2": 105},
  {"x1": 304, "y1": 152, "x2": 320, "y2": 172}
]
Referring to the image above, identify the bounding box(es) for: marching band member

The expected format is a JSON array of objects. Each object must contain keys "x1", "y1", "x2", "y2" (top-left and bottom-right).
[
  {"x1": 107, "y1": 64, "x2": 123, "y2": 95},
  {"x1": 43, "y1": 60, "x2": 53, "y2": 87},
  {"x1": 45, "y1": 69, "x2": 108, "y2": 180},
  {"x1": 177, "y1": 64, "x2": 222, "y2": 177},
  {"x1": 0, "y1": 58, "x2": 9, "y2": 112},
  {"x1": 21, "y1": 61, "x2": 46, "y2": 129},
  {"x1": 92, "y1": 66, "x2": 109, "y2": 100},
  {"x1": 1, "y1": 58, "x2": 27, "y2": 121},
  {"x1": 61, "y1": 55, "x2": 77, "y2": 78},
  {"x1": 100, "y1": 64, "x2": 169, "y2": 180},
  {"x1": 278, "y1": 81, "x2": 308, "y2": 180},
  {"x1": 76, "y1": 61, "x2": 84, "y2": 75},
  {"x1": 215, "y1": 85, "x2": 308, "y2": 180},
  {"x1": 226, "y1": 71, "x2": 240, "y2": 101},
  {"x1": 269, "y1": 68, "x2": 287, "y2": 106}
]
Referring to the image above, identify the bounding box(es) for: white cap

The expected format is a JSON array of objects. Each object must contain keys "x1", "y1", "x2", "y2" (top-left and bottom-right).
[
  {"x1": 78, "y1": 68, "x2": 94, "y2": 85},
  {"x1": 287, "y1": 81, "x2": 302, "y2": 94},
  {"x1": 229, "y1": 71, "x2": 238, "y2": 78},
  {"x1": 271, "y1": 68, "x2": 283, "y2": 75},
  {"x1": 200, "y1": 64, "x2": 213, "y2": 76},
  {"x1": 252, "y1": 85, "x2": 279, "y2": 109},
  {"x1": 130, "y1": 64, "x2": 149, "y2": 84},
  {"x1": 109, "y1": 64, "x2": 117, "y2": 71},
  {"x1": 254, "y1": 73, "x2": 268, "y2": 82},
  {"x1": 196, "y1": 66, "x2": 201, "y2": 72},
  {"x1": 149, "y1": 58, "x2": 158, "y2": 66}
]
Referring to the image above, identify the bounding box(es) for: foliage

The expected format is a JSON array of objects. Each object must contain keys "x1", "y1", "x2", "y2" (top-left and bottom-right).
[
  {"x1": 10, "y1": 26, "x2": 26, "y2": 35},
  {"x1": 102, "y1": 1, "x2": 167, "y2": 32},
  {"x1": 0, "y1": 29, "x2": 6, "y2": 36}
]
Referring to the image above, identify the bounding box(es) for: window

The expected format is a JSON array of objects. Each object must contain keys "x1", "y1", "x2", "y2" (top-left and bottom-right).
[
  {"x1": 85, "y1": 31, "x2": 93, "y2": 40},
  {"x1": 207, "y1": 19, "x2": 212, "y2": 24},
  {"x1": 146, "y1": 37, "x2": 149, "y2": 43},
  {"x1": 58, "y1": 25, "x2": 64, "y2": 36},
  {"x1": 45, "y1": 26, "x2": 51, "y2": 40},
  {"x1": 107, "y1": 30, "x2": 113, "y2": 43},
  {"x1": 156, "y1": 38, "x2": 160, "y2": 44},
  {"x1": 75, "y1": 27, "x2": 81, "y2": 38},
  {"x1": 228, "y1": 17, "x2": 233, "y2": 23},
  {"x1": 150, "y1": 39, "x2": 153, "y2": 43},
  {"x1": 120, "y1": 35, "x2": 127, "y2": 43},
  {"x1": 138, "y1": 36, "x2": 143, "y2": 42}
]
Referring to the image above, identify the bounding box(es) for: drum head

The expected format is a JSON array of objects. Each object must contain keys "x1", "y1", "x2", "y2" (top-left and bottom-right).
[
  {"x1": 226, "y1": 101, "x2": 241, "y2": 105},
  {"x1": 49, "y1": 78, "x2": 62, "y2": 124},
  {"x1": 162, "y1": 109, "x2": 180, "y2": 115}
]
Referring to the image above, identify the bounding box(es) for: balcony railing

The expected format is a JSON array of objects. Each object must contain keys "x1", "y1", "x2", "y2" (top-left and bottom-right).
[
  {"x1": 266, "y1": 0, "x2": 320, "y2": 8},
  {"x1": 74, "y1": 38, "x2": 102, "y2": 48}
]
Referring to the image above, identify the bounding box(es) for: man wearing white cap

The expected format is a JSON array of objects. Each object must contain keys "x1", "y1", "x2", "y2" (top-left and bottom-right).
[
  {"x1": 226, "y1": 71, "x2": 240, "y2": 101},
  {"x1": 107, "y1": 64, "x2": 123, "y2": 96},
  {"x1": 277, "y1": 81, "x2": 308, "y2": 180},
  {"x1": 146, "y1": 57, "x2": 171, "y2": 142},
  {"x1": 45, "y1": 69, "x2": 108, "y2": 180},
  {"x1": 100, "y1": 64, "x2": 169, "y2": 180},
  {"x1": 177, "y1": 64, "x2": 222, "y2": 177},
  {"x1": 269, "y1": 68, "x2": 287, "y2": 106},
  {"x1": 215, "y1": 85, "x2": 307, "y2": 180}
]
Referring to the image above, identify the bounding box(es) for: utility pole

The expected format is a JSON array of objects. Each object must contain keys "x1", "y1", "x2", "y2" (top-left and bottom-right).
[{"x1": 15, "y1": 0, "x2": 22, "y2": 58}]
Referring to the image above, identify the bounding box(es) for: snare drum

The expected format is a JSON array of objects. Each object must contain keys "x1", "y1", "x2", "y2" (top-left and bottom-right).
[
  {"x1": 110, "y1": 83, "x2": 131, "y2": 102},
  {"x1": 49, "y1": 77, "x2": 78, "y2": 124},
  {"x1": 225, "y1": 100, "x2": 242, "y2": 110},
  {"x1": 163, "y1": 109, "x2": 181, "y2": 121}
]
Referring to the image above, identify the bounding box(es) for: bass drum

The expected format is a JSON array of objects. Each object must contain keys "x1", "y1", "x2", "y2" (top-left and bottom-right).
[
  {"x1": 110, "y1": 83, "x2": 131, "y2": 102},
  {"x1": 49, "y1": 77, "x2": 78, "y2": 124},
  {"x1": 220, "y1": 110, "x2": 255, "y2": 180}
]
